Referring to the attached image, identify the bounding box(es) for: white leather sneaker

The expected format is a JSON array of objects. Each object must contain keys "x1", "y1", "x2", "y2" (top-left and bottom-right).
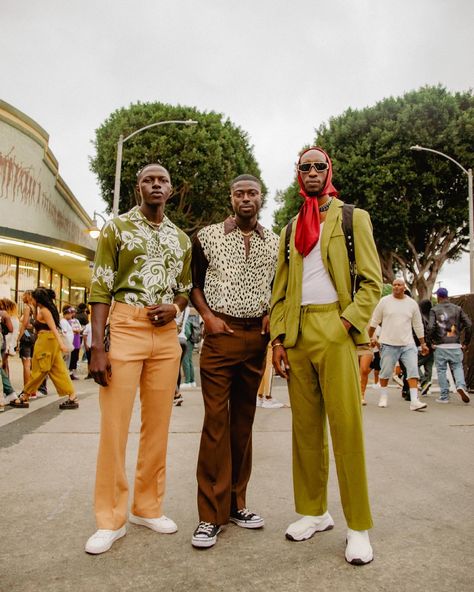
[
  {"x1": 285, "y1": 512, "x2": 334, "y2": 541},
  {"x1": 345, "y1": 529, "x2": 373, "y2": 565},
  {"x1": 85, "y1": 526, "x2": 126, "y2": 554},
  {"x1": 129, "y1": 513, "x2": 177, "y2": 533},
  {"x1": 410, "y1": 399, "x2": 427, "y2": 411}
]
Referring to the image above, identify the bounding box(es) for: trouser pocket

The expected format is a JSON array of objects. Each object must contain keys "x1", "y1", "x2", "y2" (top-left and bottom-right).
[{"x1": 37, "y1": 351, "x2": 52, "y2": 373}]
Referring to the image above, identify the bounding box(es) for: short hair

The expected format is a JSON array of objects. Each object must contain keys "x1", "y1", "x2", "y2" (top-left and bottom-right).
[
  {"x1": 62, "y1": 305, "x2": 74, "y2": 314},
  {"x1": 230, "y1": 174, "x2": 261, "y2": 191},
  {"x1": 136, "y1": 162, "x2": 169, "y2": 180}
]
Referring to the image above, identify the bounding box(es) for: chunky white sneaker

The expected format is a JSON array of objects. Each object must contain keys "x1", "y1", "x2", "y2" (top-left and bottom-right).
[
  {"x1": 371, "y1": 382, "x2": 381, "y2": 390},
  {"x1": 410, "y1": 399, "x2": 427, "y2": 411},
  {"x1": 262, "y1": 397, "x2": 285, "y2": 409},
  {"x1": 181, "y1": 383, "x2": 193, "y2": 390},
  {"x1": 285, "y1": 512, "x2": 334, "y2": 541},
  {"x1": 345, "y1": 529, "x2": 373, "y2": 565},
  {"x1": 378, "y1": 393, "x2": 388, "y2": 408},
  {"x1": 129, "y1": 514, "x2": 177, "y2": 533},
  {"x1": 457, "y1": 387, "x2": 470, "y2": 403},
  {"x1": 85, "y1": 526, "x2": 126, "y2": 554},
  {"x1": 256, "y1": 396, "x2": 263, "y2": 407}
]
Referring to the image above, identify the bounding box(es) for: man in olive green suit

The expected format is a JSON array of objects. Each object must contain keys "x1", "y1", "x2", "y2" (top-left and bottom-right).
[{"x1": 270, "y1": 147, "x2": 381, "y2": 565}]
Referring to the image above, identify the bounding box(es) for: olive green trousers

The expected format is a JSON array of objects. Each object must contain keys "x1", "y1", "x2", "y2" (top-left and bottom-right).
[{"x1": 286, "y1": 302, "x2": 373, "y2": 530}]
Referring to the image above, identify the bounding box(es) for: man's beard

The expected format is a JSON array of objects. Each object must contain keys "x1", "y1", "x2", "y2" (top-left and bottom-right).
[{"x1": 306, "y1": 190, "x2": 320, "y2": 197}]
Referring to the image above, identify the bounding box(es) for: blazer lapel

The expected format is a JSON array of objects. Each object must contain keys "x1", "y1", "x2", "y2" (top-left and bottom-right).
[{"x1": 320, "y1": 199, "x2": 342, "y2": 267}]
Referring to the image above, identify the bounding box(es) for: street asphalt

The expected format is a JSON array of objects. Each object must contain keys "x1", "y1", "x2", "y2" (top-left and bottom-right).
[{"x1": 1, "y1": 355, "x2": 473, "y2": 592}]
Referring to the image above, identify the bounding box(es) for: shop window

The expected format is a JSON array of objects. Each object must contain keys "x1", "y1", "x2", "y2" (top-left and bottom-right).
[
  {"x1": 51, "y1": 271, "x2": 61, "y2": 301},
  {"x1": 61, "y1": 277, "x2": 71, "y2": 310},
  {"x1": 17, "y1": 258, "x2": 38, "y2": 298},
  {"x1": 70, "y1": 286, "x2": 87, "y2": 306},
  {"x1": 39, "y1": 264, "x2": 51, "y2": 290},
  {"x1": 0, "y1": 253, "x2": 17, "y2": 299}
]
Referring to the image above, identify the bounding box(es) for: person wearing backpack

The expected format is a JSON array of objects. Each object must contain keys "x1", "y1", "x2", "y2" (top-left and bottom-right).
[{"x1": 270, "y1": 146, "x2": 381, "y2": 565}]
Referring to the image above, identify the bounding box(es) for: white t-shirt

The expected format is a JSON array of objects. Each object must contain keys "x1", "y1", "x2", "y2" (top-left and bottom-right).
[
  {"x1": 370, "y1": 294, "x2": 424, "y2": 346},
  {"x1": 301, "y1": 223, "x2": 339, "y2": 305},
  {"x1": 6, "y1": 316, "x2": 20, "y2": 355},
  {"x1": 82, "y1": 322, "x2": 92, "y2": 348},
  {"x1": 60, "y1": 318, "x2": 74, "y2": 348}
]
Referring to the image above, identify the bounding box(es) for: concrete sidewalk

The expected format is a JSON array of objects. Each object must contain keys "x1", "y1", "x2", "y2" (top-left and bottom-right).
[{"x1": 1, "y1": 356, "x2": 473, "y2": 592}]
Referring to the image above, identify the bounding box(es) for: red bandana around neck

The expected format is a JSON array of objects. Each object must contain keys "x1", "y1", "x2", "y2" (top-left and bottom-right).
[{"x1": 294, "y1": 147, "x2": 339, "y2": 257}]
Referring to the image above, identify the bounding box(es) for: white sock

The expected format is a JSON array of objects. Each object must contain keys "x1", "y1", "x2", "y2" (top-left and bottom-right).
[
  {"x1": 410, "y1": 387, "x2": 418, "y2": 402},
  {"x1": 380, "y1": 386, "x2": 388, "y2": 398}
]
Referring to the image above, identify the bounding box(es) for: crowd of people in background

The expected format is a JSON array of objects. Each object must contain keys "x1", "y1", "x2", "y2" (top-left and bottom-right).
[{"x1": 0, "y1": 291, "x2": 86, "y2": 411}]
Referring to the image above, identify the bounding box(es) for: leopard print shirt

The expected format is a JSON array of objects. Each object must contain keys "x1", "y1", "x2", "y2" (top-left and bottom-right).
[{"x1": 195, "y1": 220, "x2": 279, "y2": 318}]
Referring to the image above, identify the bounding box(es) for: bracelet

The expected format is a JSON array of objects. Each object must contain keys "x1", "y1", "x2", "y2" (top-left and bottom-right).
[
  {"x1": 172, "y1": 303, "x2": 181, "y2": 317},
  {"x1": 272, "y1": 342, "x2": 284, "y2": 348}
]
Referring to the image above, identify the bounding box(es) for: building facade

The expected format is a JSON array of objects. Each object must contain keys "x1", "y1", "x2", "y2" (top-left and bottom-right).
[{"x1": 0, "y1": 100, "x2": 96, "y2": 310}]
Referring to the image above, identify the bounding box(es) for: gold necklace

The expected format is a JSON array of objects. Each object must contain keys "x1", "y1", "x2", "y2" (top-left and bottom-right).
[{"x1": 238, "y1": 227, "x2": 255, "y2": 237}]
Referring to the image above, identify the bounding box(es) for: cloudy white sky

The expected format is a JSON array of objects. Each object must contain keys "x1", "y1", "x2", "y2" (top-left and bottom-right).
[{"x1": 1, "y1": 0, "x2": 473, "y2": 294}]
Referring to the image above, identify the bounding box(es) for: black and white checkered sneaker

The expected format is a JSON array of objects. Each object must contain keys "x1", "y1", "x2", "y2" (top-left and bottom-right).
[{"x1": 229, "y1": 508, "x2": 264, "y2": 529}]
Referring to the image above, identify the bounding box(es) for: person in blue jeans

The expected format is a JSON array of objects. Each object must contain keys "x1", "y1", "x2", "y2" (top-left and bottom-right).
[{"x1": 428, "y1": 287, "x2": 471, "y2": 404}]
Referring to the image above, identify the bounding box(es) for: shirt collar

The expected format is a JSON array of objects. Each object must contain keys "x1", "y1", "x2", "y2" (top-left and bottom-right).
[
  {"x1": 127, "y1": 206, "x2": 173, "y2": 230},
  {"x1": 223, "y1": 216, "x2": 265, "y2": 239}
]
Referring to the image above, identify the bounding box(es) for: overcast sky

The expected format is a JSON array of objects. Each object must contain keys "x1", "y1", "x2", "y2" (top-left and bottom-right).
[{"x1": 1, "y1": 0, "x2": 473, "y2": 294}]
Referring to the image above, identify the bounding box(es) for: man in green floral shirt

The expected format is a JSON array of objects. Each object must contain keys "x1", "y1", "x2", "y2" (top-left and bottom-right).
[{"x1": 85, "y1": 163, "x2": 191, "y2": 555}]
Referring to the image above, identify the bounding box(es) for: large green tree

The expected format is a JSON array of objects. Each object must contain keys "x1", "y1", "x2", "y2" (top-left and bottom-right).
[
  {"x1": 273, "y1": 86, "x2": 473, "y2": 299},
  {"x1": 90, "y1": 102, "x2": 265, "y2": 234}
]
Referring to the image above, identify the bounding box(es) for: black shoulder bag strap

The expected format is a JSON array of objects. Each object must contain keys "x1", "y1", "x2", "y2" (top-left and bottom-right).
[{"x1": 285, "y1": 204, "x2": 358, "y2": 294}]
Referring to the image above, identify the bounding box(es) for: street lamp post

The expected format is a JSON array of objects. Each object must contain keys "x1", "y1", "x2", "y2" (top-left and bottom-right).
[
  {"x1": 88, "y1": 211, "x2": 108, "y2": 239},
  {"x1": 410, "y1": 144, "x2": 474, "y2": 294},
  {"x1": 112, "y1": 119, "x2": 198, "y2": 217}
]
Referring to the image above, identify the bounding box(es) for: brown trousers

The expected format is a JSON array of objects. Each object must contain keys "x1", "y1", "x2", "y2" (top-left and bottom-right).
[
  {"x1": 197, "y1": 313, "x2": 268, "y2": 524},
  {"x1": 94, "y1": 302, "x2": 181, "y2": 530}
]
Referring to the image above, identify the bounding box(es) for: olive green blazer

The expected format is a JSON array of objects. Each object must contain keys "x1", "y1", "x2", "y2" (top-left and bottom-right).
[{"x1": 270, "y1": 198, "x2": 382, "y2": 347}]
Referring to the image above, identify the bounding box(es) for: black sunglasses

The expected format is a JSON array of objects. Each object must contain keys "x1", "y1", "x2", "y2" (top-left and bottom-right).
[{"x1": 297, "y1": 162, "x2": 329, "y2": 173}]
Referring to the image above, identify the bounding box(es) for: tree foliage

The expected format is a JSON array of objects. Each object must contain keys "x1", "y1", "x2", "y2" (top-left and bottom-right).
[
  {"x1": 273, "y1": 86, "x2": 474, "y2": 299},
  {"x1": 90, "y1": 102, "x2": 265, "y2": 234}
]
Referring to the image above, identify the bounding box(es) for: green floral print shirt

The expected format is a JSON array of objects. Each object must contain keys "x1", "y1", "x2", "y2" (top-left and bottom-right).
[{"x1": 89, "y1": 206, "x2": 192, "y2": 307}]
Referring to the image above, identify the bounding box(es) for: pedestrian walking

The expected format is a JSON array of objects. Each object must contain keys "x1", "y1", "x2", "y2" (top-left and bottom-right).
[{"x1": 428, "y1": 287, "x2": 471, "y2": 404}]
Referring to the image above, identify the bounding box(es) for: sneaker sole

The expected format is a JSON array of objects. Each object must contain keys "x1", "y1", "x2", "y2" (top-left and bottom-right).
[
  {"x1": 285, "y1": 522, "x2": 334, "y2": 542},
  {"x1": 229, "y1": 517, "x2": 264, "y2": 529},
  {"x1": 129, "y1": 514, "x2": 177, "y2": 533},
  {"x1": 457, "y1": 388, "x2": 470, "y2": 403},
  {"x1": 191, "y1": 527, "x2": 221, "y2": 548},
  {"x1": 345, "y1": 555, "x2": 374, "y2": 566}
]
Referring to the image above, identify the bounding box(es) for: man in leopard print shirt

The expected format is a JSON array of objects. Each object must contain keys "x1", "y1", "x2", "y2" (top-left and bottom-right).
[{"x1": 190, "y1": 174, "x2": 279, "y2": 548}]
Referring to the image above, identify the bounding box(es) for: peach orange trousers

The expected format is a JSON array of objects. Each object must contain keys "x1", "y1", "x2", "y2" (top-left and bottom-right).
[{"x1": 94, "y1": 302, "x2": 181, "y2": 530}]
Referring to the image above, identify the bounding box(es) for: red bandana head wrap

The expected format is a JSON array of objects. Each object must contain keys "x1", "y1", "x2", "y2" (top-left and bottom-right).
[{"x1": 294, "y1": 146, "x2": 339, "y2": 257}]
